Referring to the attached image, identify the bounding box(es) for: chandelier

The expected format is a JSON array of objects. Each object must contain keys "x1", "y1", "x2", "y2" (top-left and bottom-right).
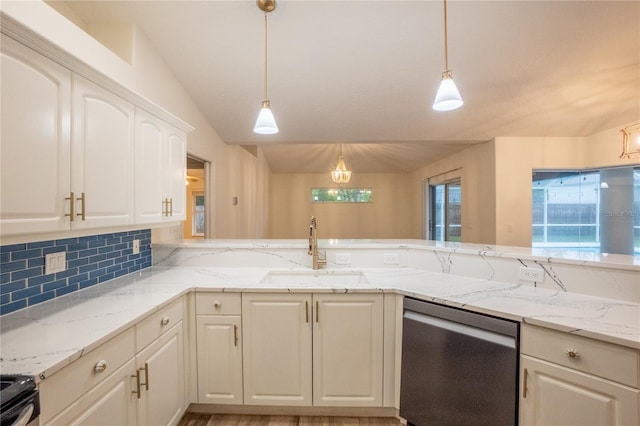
[{"x1": 331, "y1": 145, "x2": 352, "y2": 184}]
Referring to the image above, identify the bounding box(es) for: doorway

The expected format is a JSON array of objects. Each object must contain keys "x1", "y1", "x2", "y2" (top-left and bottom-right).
[
  {"x1": 184, "y1": 156, "x2": 209, "y2": 239},
  {"x1": 428, "y1": 179, "x2": 461, "y2": 242}
]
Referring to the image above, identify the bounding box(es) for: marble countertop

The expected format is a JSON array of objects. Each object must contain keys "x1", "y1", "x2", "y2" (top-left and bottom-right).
[
  {"x1": 1, "y1": 266, "x2": 638, "y2": 383},
  {"x1": 158, "y1": 239, "x2": 640, "y2": 270}
]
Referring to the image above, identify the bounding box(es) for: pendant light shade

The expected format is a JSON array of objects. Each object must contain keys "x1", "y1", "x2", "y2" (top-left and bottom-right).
[
  {"x1": 331, "y1": 145, "x2": 352, "y2": 184},
  {"x1": 254, "y1": 100, "x2": 278, "y2": 134},
  {"x1": 254, "y1": 0, "x2": 278, "y2": 134},
  {"x1": 433, "y1": 70, "x2": 463, "y2": 111},
  {"x1": 432, "y1": 0, "x2": 463, "y2": 112}
]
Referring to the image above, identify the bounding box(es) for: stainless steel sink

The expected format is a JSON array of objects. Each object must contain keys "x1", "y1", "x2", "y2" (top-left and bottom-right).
[{"x1": 259, "y1": 270, "x2": 368, "y2": 285}]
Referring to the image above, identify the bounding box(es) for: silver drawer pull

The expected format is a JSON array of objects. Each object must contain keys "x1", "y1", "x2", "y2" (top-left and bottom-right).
[
  {"x1": 160, "y1": 317, "x2": 170, "y2": 326},
  {"x1": 566, "y1": 348, "x2": 580, "y2": 359},
  {"x1": 213, "y1": 301, "x2": 221, "y2": 308},
  {"x1": 94, "y1": 360, "x2": 107, "y2": 373}
]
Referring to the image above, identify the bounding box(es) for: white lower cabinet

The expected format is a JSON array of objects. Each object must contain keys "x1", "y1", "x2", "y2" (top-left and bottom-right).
[
  {"x1": 241, "y1": 293, "x2": 384, "y2": 407},
  {"x1": 136, "y1": 322, "x2": 185, "y2": 425},
  {"x1": 313, "y1": 294, "x2": 384, "y2": 406},
  {"x1": 520, "y1": 324, "x2": 639, "y2": 426},
  {"x1": 44, "y1": 359, "x2": 137, "y2": 426},
  {"x1": 195, "y1": 293, "x2": 244, "y2": 404},
  {"x1": 242, "y1": 293, "x2": 313, "y2": 406},
  {"x1": 40, "y1": 299, "x2": 185, "y2": 426}
]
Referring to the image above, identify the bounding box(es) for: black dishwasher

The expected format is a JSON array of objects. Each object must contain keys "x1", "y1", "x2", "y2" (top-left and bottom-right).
[{"x1": 400, "y1": 297, "x2": 519, "y2": 426}]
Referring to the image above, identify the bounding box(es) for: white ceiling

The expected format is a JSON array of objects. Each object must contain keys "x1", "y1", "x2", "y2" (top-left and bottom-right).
[{"x1": 59, "y1": 1, "x2": 639, "y2": 173}]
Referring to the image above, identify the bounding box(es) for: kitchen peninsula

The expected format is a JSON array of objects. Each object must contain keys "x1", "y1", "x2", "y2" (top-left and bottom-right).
[{"x1": 1, "y1": 240, "x2": 638, "y2": 425}]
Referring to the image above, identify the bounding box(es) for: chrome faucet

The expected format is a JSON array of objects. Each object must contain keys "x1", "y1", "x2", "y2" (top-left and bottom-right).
[{"x1": 308, "y1": 216, "x2": 326, "y2": 270}]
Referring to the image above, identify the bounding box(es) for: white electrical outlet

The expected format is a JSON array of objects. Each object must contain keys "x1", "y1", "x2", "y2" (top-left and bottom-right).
[
  {"x1": 45, "y1": 252, "x2": 66, "y2": 275},
  {"x1": 335, "y1": 253, "x2": 352, "y2": 265},
  {"x1": 519, "y1": 266, "x2": 545, "y2": 283},
  {"x1": 132, "y1": 239, "x2": 140, "y2": 255},
  {"x1": 384, "y1": 253, "x2": 400, "y2": 265}
]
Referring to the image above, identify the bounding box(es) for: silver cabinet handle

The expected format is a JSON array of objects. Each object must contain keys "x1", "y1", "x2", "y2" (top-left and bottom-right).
[
  {"x1": 160, "y1": 317, "x2": 170, "y2": 326},
  {"x1": 566, "y1": 348, "x2": 580, "y2": 359},
  {"x1": 94, "y1": 360, "x2": 107, "y2": 373}
]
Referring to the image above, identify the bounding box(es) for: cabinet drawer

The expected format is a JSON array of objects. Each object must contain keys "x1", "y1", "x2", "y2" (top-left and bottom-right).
[
  {"x1": 521, "y1": 324, "x2": 639, "y2": 388},
  {"x1": 196, "y1": 292, "x2": 241, "y2": 315},
  {"x1": 38, "y1": 327, "x2": 135, "y2": 424},
  {"x1": 136, "y1": 297, "x2": 183, "y2": 351}
]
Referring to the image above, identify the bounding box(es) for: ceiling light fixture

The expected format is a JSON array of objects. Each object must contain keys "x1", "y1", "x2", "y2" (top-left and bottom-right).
[
  {"x1": 253, "y1": 0, "x2": 278, "y2": 135},
  {"x1": 432, "y1": 0, "x2": 463, "y2": 112},
  {"x1": 620, "y1": 123, "x2": 640, "y2": 158},
  {"x1": 331, "y1": 145, "x2": 352, "y2": 184}
]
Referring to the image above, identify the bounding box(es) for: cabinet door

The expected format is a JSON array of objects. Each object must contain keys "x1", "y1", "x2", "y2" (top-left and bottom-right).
[
  {"x1": 43, "y1": 359, "x2": 136, "y2": 426},
  {"x1": 72, "y1": 75, "x2": 135, "y2": 229},
  {"x1": 134, "y1": 109, "x2": 165, "y2": 224},
  {"x1": 520, "y1": 355, "x2": 639, "y2": 426},
  {"x1": 164, "y1": 126, "x2": 187, "y2": 221},
  {"x1": 136, "y1": 322, "x2": 185, "y2": 426},
  {"x1": 313, "y1": 293, "x2": 384, "y2": 407},
  {"x1": 242, "y1": 293, "x2": 312, "y2": 406},
  {"x1": 196, "y1": 315, "x2": 243, "y2": 404},
  {"x1": 0, "y1": 35, "x2": 71, "y2": 235}
]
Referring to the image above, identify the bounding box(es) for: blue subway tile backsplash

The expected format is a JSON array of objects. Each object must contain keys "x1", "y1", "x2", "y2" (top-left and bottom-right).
[{"x1": 0, "y1": 229, "x2": 151, "y2": 315}]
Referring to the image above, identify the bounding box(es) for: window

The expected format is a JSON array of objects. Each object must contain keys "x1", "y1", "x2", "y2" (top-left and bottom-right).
[
  {"x1": 429, "y1": 180, "x2": 461, "y2": 242},
  {"x1": 311, "y1": 188, "x2": 373, "y2": 203},
  {"x1": 532, "y1": 166, "x2": 640, "y2": 254},
  {"x1": 191, "y1": 192, "x2": 205, "y2": 236}
]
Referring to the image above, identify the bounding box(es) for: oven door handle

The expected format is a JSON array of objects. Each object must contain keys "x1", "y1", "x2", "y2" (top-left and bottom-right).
[{"x1": 12, "y1": 403, "x2": 35, "y2": 426}]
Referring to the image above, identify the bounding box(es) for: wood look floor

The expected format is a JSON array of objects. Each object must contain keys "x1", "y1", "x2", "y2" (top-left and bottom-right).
[{"x1": 178, "y1": 413, "x2": 403, "y2": 426}]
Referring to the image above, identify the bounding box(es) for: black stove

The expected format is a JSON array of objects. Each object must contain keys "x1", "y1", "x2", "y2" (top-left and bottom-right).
[{"x1": 0, "y1": 375, "x2": 40, "y2": 426}]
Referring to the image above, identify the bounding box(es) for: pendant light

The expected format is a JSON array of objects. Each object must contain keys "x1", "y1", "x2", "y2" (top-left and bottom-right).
[
  {"x1": 331, "y1": 145, "x2": 352, "y2": 184},
  {"x1": 253, "y1": 0, "x2": 279, "y2": 134},
  {"x1": 432, "y1": 0, "x2": 463, "y2": 111}
]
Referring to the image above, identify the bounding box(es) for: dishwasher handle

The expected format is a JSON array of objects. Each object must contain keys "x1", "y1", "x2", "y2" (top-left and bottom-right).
[{"x1": 404, "y1": 310, "x2": 517, "y2": 349}]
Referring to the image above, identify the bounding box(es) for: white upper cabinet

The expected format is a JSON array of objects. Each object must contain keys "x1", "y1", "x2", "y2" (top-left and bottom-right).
[
  {"x1": 0, "y1": 35, "x2": 71, "y2": 235},
  {"x1": 134, "y1": 110, "x2": 166, "y2": 224},
  {"x1": 71, "y1": 75, "x2": 135, "y2": 229},
  {"x1": 164, "y1": 127, "x2": 186, "y2": 221},
  {"x1": 134, "y1": 109, "x2": 186, "y2": 223},
  {"x1": 1, "y1": 36, "x2": 191, "y2": 237}
]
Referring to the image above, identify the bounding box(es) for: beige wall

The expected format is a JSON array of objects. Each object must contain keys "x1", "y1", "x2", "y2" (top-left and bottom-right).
[
  {"x1": 410, "y1": 141, "x2": 497, "y2": 244},
  {"x1": 409, "y1": 125, "x2": 638, "y2": 248},
  {"x1": 269, "y1": 173, "x2": 412, "y2": 239},
  {"x1": 494, "y1": 126, "x2": 639, "y2": 247}
]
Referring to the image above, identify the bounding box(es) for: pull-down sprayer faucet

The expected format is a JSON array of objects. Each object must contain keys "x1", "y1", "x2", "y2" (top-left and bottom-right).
[{"x1": 308, "y1": 216, "x2": 326, "y2": 270}]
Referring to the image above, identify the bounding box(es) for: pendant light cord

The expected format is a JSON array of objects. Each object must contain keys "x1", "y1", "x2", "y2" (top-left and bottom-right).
[
  {"x1": 263, "y1": 12, "x2": 269, "y2": 101},
  {"x1": 443, "y1": 0, "x2": 449, "y2": 70}
]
